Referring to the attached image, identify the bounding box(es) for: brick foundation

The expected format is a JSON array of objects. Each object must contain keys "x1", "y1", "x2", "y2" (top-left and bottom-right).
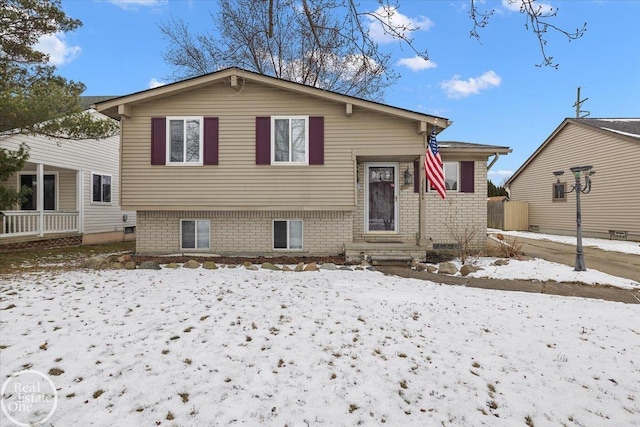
[{"x1": 0, "y1": 235, "x2": 83, "y2": 253}]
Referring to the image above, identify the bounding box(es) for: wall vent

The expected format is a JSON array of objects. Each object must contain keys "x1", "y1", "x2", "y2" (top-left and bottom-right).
[{"x1": 608, "y1": 230, "x2": 627, "y2": 240}]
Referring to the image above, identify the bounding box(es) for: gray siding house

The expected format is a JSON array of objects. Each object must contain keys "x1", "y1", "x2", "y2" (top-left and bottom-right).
[
  {"x1": 1, "y1": 110, "x2": 136, "y2": 247},
  {"x1": 506, "y1": 118, "x2": 640, "y2": 241},
  {"x1": 96, "y1": 67, "x2": 510, "y2": 260}
]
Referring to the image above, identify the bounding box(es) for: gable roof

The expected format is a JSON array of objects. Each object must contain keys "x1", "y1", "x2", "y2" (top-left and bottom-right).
[
  {"x1": 94, "y1": 67, "x2": 450, "y2": 132},
  {"x1": 572, "y1": 118, "x2": 640, "y2": 140},
  {"x1": 505, "y1": 117, "x2": 640, "y2": 187}
]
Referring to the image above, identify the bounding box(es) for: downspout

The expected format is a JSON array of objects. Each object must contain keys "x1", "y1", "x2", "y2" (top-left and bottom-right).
[{"x1": 487, "y1": 153, "x2": 500, "y2": 171}]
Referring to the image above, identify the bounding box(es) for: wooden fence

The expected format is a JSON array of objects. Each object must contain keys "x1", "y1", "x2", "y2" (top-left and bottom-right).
[{"x1": 487, "y1": 201, "x2": 529, "y2": 231}]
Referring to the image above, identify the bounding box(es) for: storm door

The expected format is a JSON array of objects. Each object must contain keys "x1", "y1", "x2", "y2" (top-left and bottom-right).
[{"x1": 365, "y1": 163, "x2": 398, "y2": 233}]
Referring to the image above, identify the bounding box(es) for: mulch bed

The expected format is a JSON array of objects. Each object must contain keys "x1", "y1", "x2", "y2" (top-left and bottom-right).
[{"x1": 125, "y1": 254, "x2": 351, "y2": 266}]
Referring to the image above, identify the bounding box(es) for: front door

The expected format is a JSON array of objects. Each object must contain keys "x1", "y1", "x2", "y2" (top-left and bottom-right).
[
  {"x1": 20, "y1": 174, "x2": 56, "y2": 210},
  {"x1": 365, "y1": 163, "x2": 398, "y2": 233}
]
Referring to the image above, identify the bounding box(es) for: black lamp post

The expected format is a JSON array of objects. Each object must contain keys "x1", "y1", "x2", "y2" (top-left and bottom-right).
[{"x1": 553, "y1": 166, "x2": 595, "y2": 271}]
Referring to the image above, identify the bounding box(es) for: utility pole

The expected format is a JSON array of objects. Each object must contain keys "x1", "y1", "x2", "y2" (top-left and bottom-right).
[{"x1": 573, "y1": 86, "x2": 590, "y2": 118}]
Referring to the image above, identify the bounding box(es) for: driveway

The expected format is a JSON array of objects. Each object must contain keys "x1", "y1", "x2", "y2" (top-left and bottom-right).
[
  {"x1": 379, "y1": 235, "x2": 640, "y2": 305},
  {"x1": 510, "y1": 236, "x2": 640, "y2": 283}
]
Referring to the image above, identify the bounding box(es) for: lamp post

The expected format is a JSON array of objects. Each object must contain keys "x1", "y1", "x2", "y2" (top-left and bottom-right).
[{"x1": 553, "y1": 166, "x2": 595, "y2": 271}]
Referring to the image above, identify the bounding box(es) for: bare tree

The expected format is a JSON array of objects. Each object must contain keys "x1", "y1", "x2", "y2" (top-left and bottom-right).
[
  {"x1": 444, "y1": 199, "x2": 481, "y2": 264},
  {"x1": 160, "y1": 0, "x2": 586, "y2": 98},
  {"x1": 159, "y1": 0, "x2": 393, "y2": 100},
  {"x1": 470, "y1": 0, "x2": 587, "y2": 68}
]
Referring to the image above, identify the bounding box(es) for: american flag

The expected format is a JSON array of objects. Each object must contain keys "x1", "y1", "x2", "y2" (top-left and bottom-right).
[{"x1": 424, "y1": 126, "x2": 446, "y2": 199}]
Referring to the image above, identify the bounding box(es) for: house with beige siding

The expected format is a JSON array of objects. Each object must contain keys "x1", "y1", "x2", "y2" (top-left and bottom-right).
[
  {"x1": 506, "y1": 118, "x2": 640, "y2": 241},
  {"x1": 95, "y1": 67, "x2": 510, "y2": 261},
  {"x1": 0, "y1": 110, "x2": 136, "y2": 248}
]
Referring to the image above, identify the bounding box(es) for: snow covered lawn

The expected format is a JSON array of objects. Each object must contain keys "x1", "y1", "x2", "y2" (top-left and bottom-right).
[{"x1": 1, "y1": 267, "x2": 639, "y2": 426}]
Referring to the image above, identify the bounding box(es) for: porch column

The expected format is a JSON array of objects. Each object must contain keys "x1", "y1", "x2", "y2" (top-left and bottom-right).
[
  {"x1": 77, "y1": 170, "x2": 84, "y2": 233},
  {"x1": 37, "y1": 162, "x2": 44, "y2": 236},
  {"x1": 418, "y1": 153, "x2": 427, "y2": 246}
]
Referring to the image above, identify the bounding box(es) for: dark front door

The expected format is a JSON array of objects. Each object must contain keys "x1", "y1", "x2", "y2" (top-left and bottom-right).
[{"x1": 366, "y1": 164, "x2": 397, "y2": 232}]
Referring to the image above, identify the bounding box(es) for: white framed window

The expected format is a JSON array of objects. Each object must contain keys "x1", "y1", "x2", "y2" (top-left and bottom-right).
[
  {"x1": 273, "y1": 220, "x2": 303, "y2": 250},
  {"x1": 271, "y1": 116, "x2": 309, "y2": 165},
  {"x1": 91, "y1": 173, "x2": 112, "y2": 204},
  {"x1": 429, "y1": 162, "x2": 459, "y2": 192},
  {"x1": 180, "y1": 219, "x2": 210, "y2": 250},
  {"x1": 167, "y1": 117, "x2": 203, "y2": 165}
]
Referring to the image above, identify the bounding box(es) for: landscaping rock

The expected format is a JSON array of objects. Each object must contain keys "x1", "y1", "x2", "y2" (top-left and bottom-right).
[
  {"x1": 245, "y1": 265, "x2": 258, "y2": 271},
  {"x1": 117, "y1": 254, "x2": 132, "y2": 263},
  {"x1": 124, "y1": 261, "x2": 136, "y2": 270},
  {"x1": 183, "y1": 260, "x2": 200, "y2": 269},
  {"x1": 261, "y1": 262, "x2": 281, "y2": 271},
  {"x1": 338, "y1": 266, "x2": 352, "y2": 271},
  {"x1": 413, "y1": 262, "x2": 428, "y2": 272},
  {"x1": 460, "y1": 264, "x2": 477, "y2": 276},
  {"x1": 139, "y1": 261, "x2": 160, "y2": 270},
  {"x1": 319, "y1": 263, "x2": 337, "y2": 271},
  {"x1": 242, "y1": 261, "x2": 252, "y2": 267},
  {"x1": 426, "y1": 265, "x2": 438, "y2": 273},
  {"x1": 165, "y1": 263, "x2": 179, "y2": 269},
  {"x1": 294, "y1": 262, "x2": 305, "y2": 272},
  {"x1": 493, "y1": 259, "x2": 510, "y2": 266},
  {"x1": 202, "y1": 261, "x2": 218, "y2": 270},
  {"x1": 438, "y1": 262, "x2": 458, "y2": 275},
  {"x1": 110, "y1": 262, "x2": 124, "y2": 270},
  {"x1": 303, "y1": 262, "x2": 318, "y2": 272},
  {"x1": 282, "y1": 265, "x2": 293, "y2": 272},
  {"x1": 81, "y1": 256, "x2": 109, "y2": 270}
]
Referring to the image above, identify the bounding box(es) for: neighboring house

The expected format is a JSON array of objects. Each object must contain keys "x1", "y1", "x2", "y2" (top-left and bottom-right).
[
  {"x1": 95, "y1": 67, "x2": 510, "y2": 261},
  {"x1": 506, "y1": 117, "x2": 640, "y2": 241},
  {"x1": 0, "y1": 109, "x2": 136, "y2": 249}
]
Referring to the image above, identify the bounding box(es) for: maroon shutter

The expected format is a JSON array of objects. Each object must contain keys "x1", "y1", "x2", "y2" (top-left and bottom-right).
[
  {"x1": 413, "y1": 160, "x2": 419, "y2": 193},
  {"x1": 309, "y1": 116, "x2": 324, "y2": 165},
  {"x1": 151, "y1": 117, "x2": 166, "y2": 165},
  {"x1": 256, "y1": 117, "x2": 270, "y2": 165},
  {"x1": 203, "y1": 117, "x2": 219, "y2": 165},
  {"x1": 460, "y1": 161, "x2": 475, "y2": 193}
]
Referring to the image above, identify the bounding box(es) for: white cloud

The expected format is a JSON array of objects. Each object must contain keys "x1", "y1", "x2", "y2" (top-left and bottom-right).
[
  {"x1": 397, "y1": 56, "x2": 437, "y2": 71},
  {"x1": 34, "y1": 33, "x2": 81, "y2": 66},
  {"x1": 502, "y1": 0, "x2": 554, "y2": 15},
  {"x1": 367, "y1": 6, "x2": 433, "y2": 44},
  {"x1": 148, "y1": 78, "x2": 166, "y2": 89},
  {"x1": 105, "y1": 0, "x2": 167, "y2": 10},
  {"x1": 488, "y1": 169, "x2": 514, "y2": 182},
  {"x1": 440, "y1": 71, "x2": 501, "y2": 99}
]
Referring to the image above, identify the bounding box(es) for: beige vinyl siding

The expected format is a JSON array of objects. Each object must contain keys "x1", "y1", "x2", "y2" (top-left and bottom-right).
[
  {"x1": 0, "y1": 114, "x2": 136, "y2": 234},
  {"x1": 120, "y1": 81, "x2": 426, "y2": 211},
  {"x1": 509, "y1": 123, "x2": 640, "y2": 240}
]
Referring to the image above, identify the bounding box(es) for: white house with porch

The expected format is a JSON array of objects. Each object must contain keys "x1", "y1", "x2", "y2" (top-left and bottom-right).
[{"x1": 0, "y1": 110, "x2": 136, "y2": 248}]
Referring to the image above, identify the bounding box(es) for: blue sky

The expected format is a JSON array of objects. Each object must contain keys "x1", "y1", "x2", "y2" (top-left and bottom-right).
[{"x1": 42, "y1": 0, "x2": 640, "y2": 183}]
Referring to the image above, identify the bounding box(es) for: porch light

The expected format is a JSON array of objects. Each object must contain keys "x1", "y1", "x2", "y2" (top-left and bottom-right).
[
  {"x1": 552, "y1": 165, "x2": 595, "y2": 272},
  {"x1": 403, "y1": 167, "x2": 413, "y2": 185}
]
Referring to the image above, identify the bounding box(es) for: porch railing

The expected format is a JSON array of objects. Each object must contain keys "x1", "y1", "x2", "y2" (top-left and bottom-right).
[{"x1": 1, "y1": 211, "x2": 79, "y2": 238}]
